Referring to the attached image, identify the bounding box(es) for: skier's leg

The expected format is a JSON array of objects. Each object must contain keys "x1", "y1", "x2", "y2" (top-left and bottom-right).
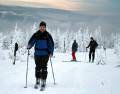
[
  {"x1": 34, "y1": 56, "x2": 41, "y2": 84},
  {"x1": 41, "y1": 56, "x2": 49, "y2": 87},
  {"x1": 92, "y1": 50, "x2": 95, "y2": 62},
  {"x1": 72, "y1": 51, "x2": 74, "y2": 60},
  {"x1": 72, "y1": 51, "x2": 76, "y2": 61},
  {"x1": 89, "y1": 50, "x2": 92, "y2": 62},
  {"x1": 74, "y1": 52, "x2": 76, "y2": 61}
]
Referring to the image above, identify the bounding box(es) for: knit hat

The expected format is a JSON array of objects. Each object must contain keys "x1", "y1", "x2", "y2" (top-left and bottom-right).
[
  {"x1": 39, "y1": 21, "x2": 46, "y2": 27},
  {"x1": 90, "y1": 37, "x2": 94, "y2": 40}
]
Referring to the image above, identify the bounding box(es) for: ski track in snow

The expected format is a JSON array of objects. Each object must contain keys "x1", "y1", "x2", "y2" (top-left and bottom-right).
[{"x1": 0, "y1": 49, "x2": 120, "y2": 94}]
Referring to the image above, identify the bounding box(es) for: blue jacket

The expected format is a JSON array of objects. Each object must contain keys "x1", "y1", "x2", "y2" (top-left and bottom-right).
[{"x1": 28, "y1": 30, "x2": 54, "y2": 56}]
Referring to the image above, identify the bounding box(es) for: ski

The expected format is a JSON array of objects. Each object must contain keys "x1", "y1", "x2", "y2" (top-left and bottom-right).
[
  {"x1": 96, "y1": 60, "x2": 106, "y2": 65},
  {"x1": 62, "y1": 60, "x2": 82, "y2": 62},
  {"x1": 96, "y1": 62, "x2": 106, "y2": 65},
  {"x1": 84, "y1": 61, "x2": 96, "y2": 63}
]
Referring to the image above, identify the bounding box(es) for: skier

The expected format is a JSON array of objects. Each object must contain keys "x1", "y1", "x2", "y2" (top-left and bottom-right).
[
  {"x1": 27, "y1": 21, "x2": 54, "y2": 90},
  {"x1": 14, "y1": 42, "x2": 18, "y2": 56},
  {"x1": 13, "y1": 42, "x2": 18, "y2": 65},
  {"x1": 86, "y1": 37, "x2": 98, "y2": 63},
  {"x1": 71, "y1": 40, "x2": 78, "y2": 61}
]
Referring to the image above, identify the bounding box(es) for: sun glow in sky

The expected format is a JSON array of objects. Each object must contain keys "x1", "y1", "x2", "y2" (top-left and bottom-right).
[
  {"x1": 0, "y1": 0, "x2": 81, "y2": 10},
  {"x1": 0, "y1": 0, "x2": 120, "y2": 15}
]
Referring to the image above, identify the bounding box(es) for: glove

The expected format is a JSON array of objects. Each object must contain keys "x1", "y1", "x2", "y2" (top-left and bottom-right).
[
  {"x1": 27, "y1": 45, "x2": 31, "y2": 50},
  {"x1": 49, "y1": 54, "x2": 53, "y2": 58}
]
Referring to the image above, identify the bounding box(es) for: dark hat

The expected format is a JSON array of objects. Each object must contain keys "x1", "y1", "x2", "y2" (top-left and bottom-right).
[
  {"x1": 39, "y1": 21, "x2": 46, "y2": 27},
  {"x1": 90, "y1": 37, "x2": 93, "y2": 40}
]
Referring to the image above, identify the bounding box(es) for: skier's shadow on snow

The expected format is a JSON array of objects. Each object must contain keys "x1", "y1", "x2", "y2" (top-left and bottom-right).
[{"x1": 115, "y1": 65, "x2": 120, "y2": 68}]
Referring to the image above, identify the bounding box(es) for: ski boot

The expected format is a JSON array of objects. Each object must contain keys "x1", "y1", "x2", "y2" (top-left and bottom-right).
[
  {"x1": 40, "y1": 79, "x2": 46, "y2": 91},
  {"x1": 34, "y1": 78, "x2": 40, "y2": 89}
]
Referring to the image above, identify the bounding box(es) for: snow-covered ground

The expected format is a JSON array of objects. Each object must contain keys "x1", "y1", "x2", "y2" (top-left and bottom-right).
[{"x1": 0, "y1": 49, "x2": 120, "y2": 94}]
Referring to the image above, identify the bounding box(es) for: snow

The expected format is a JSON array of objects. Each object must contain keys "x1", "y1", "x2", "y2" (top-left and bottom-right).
[{"x1": 0, "y1": 49, "x2": 120, "y2": 94}]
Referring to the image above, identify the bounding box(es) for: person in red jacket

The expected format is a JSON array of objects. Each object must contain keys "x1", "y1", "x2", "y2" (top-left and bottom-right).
[{"x1": 71, "y1": 40, "x2": 78, "y2": 61}]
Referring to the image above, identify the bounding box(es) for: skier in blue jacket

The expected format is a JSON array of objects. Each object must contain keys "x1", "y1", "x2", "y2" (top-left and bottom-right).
[{"x1": 27, "y1": 21, "x2": 54, "y2": 89}]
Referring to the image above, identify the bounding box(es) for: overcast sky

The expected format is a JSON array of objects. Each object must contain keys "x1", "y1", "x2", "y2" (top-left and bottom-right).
[{"x1": 0, "y1": 0, "x2": 119, "y2": 15}]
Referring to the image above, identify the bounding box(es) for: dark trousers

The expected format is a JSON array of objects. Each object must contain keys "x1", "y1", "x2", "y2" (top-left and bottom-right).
[
  {"x1": 34, "y1": 56, "x2": 49, "y2": 80},
  {"x1": 89, "y1": 49, "x2": 95, "y2": 62}
]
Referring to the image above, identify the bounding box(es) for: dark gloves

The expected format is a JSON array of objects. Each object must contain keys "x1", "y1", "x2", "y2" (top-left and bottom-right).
[{"x1": 27, "y1": 45, "x2": 31, "y2": 50}]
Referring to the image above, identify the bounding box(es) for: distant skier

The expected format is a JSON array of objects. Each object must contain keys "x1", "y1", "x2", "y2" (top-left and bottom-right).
[
  {"x1": 71, "y1": 40, "x2": 78, "y2": 61},
  {"x1": 27, "y1": 21, "x2": 54, "y2": 90},
  {"x1": 86, "y1": 37, "x2": 98, "y2": 62},
  {"x1": 13, "y1": 42, "x2": 18, "y2": 65}
]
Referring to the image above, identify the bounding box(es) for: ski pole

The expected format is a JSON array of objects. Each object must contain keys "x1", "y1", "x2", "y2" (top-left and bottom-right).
[
  {"x1": 24, "y1": 50, "x2": 30, "y2": 88},
  {"x1": 96, "y1": 48, "x2": 99, "y2": 59},
  {"x1": 104, "y1": 48, "x2": 107, "y2": 62},
  {"x1": 50, "y1": 57, "x2": 56, "y2": 85},
  {"x1": 84, "y1": 48, "x2": 87, "y2": 63}
]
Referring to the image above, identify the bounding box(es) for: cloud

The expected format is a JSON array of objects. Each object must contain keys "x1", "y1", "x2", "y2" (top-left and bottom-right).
[
  {"x1": 0, "y1": 0, "x2": 119, "y2": 15},
  {"x1": 15, "y1": 0, "x2": 80, "y2": 10}
]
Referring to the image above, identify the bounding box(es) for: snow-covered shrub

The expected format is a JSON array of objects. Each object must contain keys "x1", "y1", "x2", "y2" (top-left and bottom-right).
[{"x1": 114, "y1": 34, "x2": 120, "y2": 56}]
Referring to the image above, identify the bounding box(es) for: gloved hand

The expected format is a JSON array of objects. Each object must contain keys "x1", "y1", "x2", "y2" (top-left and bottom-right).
[
  {"x1": 49, "y1": 54, "x2": 53, "y2": 58},
  {"x1": 27, "y1": 45, "x2": 31, "y2": 50}
]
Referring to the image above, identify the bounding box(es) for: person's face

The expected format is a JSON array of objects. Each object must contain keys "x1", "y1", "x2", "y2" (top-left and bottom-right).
[{"x1": 39, "y1": 26, "x2": 46, "y2": 33}]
